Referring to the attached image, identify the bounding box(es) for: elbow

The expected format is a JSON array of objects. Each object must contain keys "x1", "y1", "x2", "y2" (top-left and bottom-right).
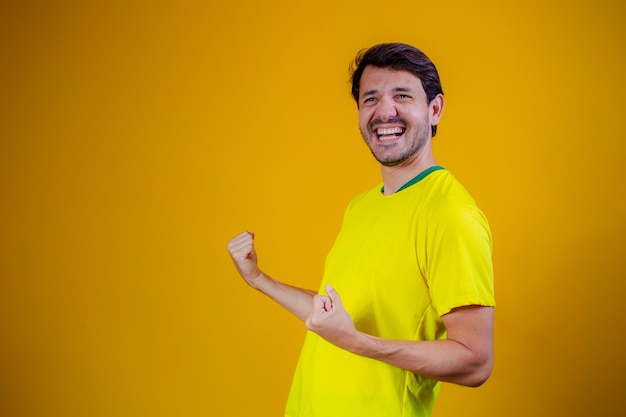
[
  {"x1": 465, "y1": 366, "x2": 491, "y2": 388},
  {"x1": 462, "y1": 357, "x2": 493, "y2": 388}
]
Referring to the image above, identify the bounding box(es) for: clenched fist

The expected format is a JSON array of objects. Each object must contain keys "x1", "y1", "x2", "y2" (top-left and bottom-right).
[
  {"x1": 306, "y1": 284, "x2": 360, "y2": 352},
  {"x1": 227, "y1": 231, "x2": 262, "y2": 286}
]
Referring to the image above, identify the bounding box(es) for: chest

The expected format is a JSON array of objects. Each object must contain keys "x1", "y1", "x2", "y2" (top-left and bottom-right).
[{"x1": 321, "y1": 199, "x2": 433, "y2": 338}]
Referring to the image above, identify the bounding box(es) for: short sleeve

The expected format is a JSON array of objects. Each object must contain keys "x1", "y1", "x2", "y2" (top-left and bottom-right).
[{"x1": 425, "y1": 200, "x2": 495, "y2": 316}]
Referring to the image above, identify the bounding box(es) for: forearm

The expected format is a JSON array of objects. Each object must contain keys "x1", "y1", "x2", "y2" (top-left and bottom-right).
[
  {"x1": 250, "y1": 272, "x2": 316, "y2": 322},
  {"x1": 227, "y1": 231, "x2": 316, "y2": 322},
  {"x1": 348, "y1": 333, "x2": 493, "y2": 387},
  {"x1": 306, "y1": 291, "x2": 494, "y2": 388}
]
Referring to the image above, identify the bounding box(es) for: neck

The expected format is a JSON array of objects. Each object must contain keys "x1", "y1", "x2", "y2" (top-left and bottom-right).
[{"x1": 380, "y1": 149, "x2": 438, "y2": 195}]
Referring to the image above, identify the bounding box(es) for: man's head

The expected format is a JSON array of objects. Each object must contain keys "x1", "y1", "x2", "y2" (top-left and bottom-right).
[{"x1": 350, "y1": 43, "x2": 444, "y2": 137}]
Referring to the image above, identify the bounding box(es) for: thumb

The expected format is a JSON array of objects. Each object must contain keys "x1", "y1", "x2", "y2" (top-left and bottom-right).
[{"x1": 325, "y1": 284, "x2": 343, "y2": 309}]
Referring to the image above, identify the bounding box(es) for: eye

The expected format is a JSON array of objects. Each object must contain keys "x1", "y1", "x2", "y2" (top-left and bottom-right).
[{"x1": 362, "y1": 97, "x2": 376, "y2": 105}]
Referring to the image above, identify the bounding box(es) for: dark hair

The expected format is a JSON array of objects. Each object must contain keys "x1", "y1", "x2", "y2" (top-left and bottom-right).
[{"x1": 350, "y1": 43, "x2": 444, "y2": 137}]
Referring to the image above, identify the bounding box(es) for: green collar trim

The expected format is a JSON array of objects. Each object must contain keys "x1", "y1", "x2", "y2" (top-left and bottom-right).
[{"x1": 382, "y1": 165, "x2": 445, "y2": 194}]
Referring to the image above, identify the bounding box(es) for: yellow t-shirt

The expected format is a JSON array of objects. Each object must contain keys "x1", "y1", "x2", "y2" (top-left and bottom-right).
[{"x1": 285, "y1": 168, "x2": 495, "y2": 417}]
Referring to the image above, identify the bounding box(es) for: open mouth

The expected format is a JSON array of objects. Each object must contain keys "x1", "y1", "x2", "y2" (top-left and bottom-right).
[{"x1": 376, "y1": 127, "x2": 405, "y2": 141}]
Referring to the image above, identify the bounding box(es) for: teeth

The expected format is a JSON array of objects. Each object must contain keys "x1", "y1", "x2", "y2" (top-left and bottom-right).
[
  {"x1": 376, "y1": 127, "x2": 405, "y2": 140},
  {"x1": 377, "y1": 127, "x2": 404, "y2": 135}
]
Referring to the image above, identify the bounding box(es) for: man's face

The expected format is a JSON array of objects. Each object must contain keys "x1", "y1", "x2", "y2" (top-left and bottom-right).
[{"x1": 358, "y1": 66, "x2": 436, "y2": 167}]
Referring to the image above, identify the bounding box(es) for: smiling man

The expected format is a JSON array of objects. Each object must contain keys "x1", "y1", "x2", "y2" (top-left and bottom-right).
[
  {"x1": 227, "y1": 43, "x2": 495, "y2": 417},
  {"x1": 358, "y1": 66, "x2": 437, "y2": 170}
]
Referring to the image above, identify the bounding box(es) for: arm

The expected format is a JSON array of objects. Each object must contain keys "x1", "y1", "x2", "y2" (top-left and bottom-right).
[
  {"x1": 306, "y1": 285, "x2": 494, "y2": 387},
  {"x1": 227, "y1": 231, "x2": 316, "y2": 322}
]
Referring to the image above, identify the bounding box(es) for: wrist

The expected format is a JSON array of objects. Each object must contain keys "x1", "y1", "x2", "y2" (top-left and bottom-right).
[
  {"x1": 347, "y1": 331, "x2": 381, "y2": 358},
  {"x1": 340, "y1": 329, "x2": 368, "y2": 355},
  {"x1": 248, "y1": 271, "x2": 269, "y2": 290}
]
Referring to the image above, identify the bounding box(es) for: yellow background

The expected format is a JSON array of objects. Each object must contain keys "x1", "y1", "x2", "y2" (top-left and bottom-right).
[{"x1": 1, "y1": 0, "x2": 625, "y2": 416}]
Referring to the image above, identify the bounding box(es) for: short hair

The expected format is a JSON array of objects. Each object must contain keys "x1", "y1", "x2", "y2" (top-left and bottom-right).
[{"x1": 349, "y1": 43, "x2": 444, "y2": 137}]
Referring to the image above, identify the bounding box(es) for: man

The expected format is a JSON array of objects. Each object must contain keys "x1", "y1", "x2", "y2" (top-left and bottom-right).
[{"x1": 227, "y1": 43, "x2": 495, "y2": 417}]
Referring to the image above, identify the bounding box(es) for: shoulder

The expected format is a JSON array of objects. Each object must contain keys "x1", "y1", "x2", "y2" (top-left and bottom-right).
[
  {"x1": 423, "y1": 170, "x2": 475, "y2": 204},
  {"x1": 422, "y1": 170, "x2": 490, "y2": 234},
  {"x1": 344, "y1": 183, "x2": 383, "y2": 213}
]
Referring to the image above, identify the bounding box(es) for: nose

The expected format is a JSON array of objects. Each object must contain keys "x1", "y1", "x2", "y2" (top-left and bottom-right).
[{"x1": 374, "y1": 96, "x2": 398, "y2": 122}]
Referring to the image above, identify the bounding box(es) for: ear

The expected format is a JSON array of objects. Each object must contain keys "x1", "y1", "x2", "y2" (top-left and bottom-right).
[{"x1": 429, "y1": 93, "x2": 445, "y2": 127}]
